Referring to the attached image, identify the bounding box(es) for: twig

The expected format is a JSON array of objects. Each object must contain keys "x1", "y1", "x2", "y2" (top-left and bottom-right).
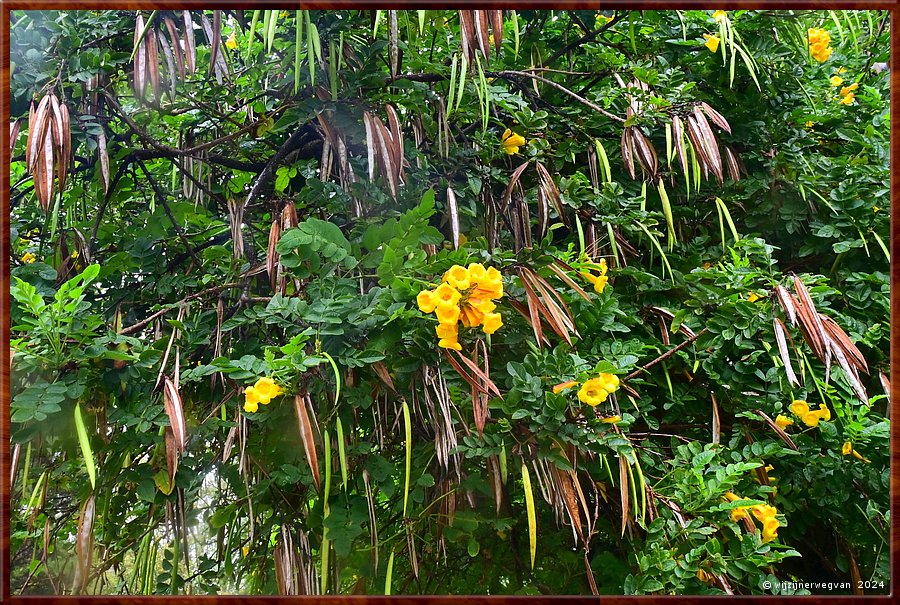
[
  {"x1": 390, "y1": 70, "x2": 625, "y2": 123},
  {"x1": 494, "y1": 71, "x2": 625, "y2": 123},
  {"x1": 624, "y1": 328, "x2": 709, "y2": 382},
  {"x1": 544, "y1": 12, "x2": 626, "y2": 66},
  {"x1": 101, "y1": 90, "x2": 271, "y2": 156},
  {"x1": 120, "y1": 282, "x2": 243, "y2": 335},
  {"x1": 135, "y1": 159, "x2": 200, "y2": 266}
]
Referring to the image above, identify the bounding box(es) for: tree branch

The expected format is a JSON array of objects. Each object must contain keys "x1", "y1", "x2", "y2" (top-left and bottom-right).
[
  {"x1": 624, "y1": 328, "x2": 710, "y2": 382},
  {"x1": 135, "y1": 159, "x2": 200, "y2": 266},
  {"x1": 544, "y1": 12, "x2": 626, "y2": 66},
  {"x1": 120, "y1": 282, "x2": 244, "y2": 335}
]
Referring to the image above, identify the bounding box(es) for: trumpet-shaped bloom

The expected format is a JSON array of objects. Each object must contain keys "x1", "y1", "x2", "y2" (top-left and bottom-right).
[
  {"x1": 789, "y1": 400, "x2": 809, "y2": 417},
  {"x1": 552, "y1": 380, "x2": 578, "y2": 394},
  {"x1": 435, "y1": 323, "x2": 458, "y2": 340},
  {"x1": 704, "y1": 34, "x2": 720, "y2": 53},
  {"x1": 417, "y1": 290, "x2": 438, "y2": 313},
  {"x1": 762, "y1": 517, "x2": 780, "y2": 543},
  {"x1": 830, "y1": 75, "x2": 844, "y2": 87},
  {"x1": 577, "y1": 376, "x2": 613, "y2": 406},
  {"x1": 501, "y1": 128, "x2": 526, "y2": 155},
  {"x1": 482, "y1": 312, "x2": 503, "y2": 335},
  {"x1": 21, "y1": 252, "x2": 36, "y2": 263},
  {"x1": 444, "y1": 265, "x2": 471, "y2": 290},
  {"x1": 244, "y1": 386, "x2": 261, "y2": 412},
  {"x1": 842, "y1": 441, "x2": 853, "y2": 455},
  {"x1": 808, "y1": 28, "x2": 832, "y2": 62},
  {"x1": 801, "y1": 411, "x2": 822, "y2": 427},
  {"x1": 601, "y1": 415, "x2": 621, "y2": 424},
  {"x1": 840, "y1": 83, "x2": 858, "y2": 96},
  {"x1": 254, "y1": 377, "x2": 282, "y2": 404},
  {"x1": 435, "y1": 301, "x2": 461, "y2": 325},
  {"x1": 775, "y1": 414, "x2": 793, "y2": 429},
  {"x1": 434, "y1": 283, "x2": 462, "y2": 306},
  {"x1": 839, "y1": 93, "x2": 855, "y2": 105},
  {"x1": 713, "y1": 10, "x2": 728, "y2": 22},
  {"x1": 467, "y1": 263, "x2": 488, "y2": 282}
]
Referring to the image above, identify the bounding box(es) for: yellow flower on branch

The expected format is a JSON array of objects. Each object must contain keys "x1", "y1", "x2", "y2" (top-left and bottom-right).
[
  {"x1": 436, "y1": 323, "x2": 458, "y2": 340},
  {"x1": 417, "y1": 290, "x2": 438, "y2": 313},
  {"x1": 601, "y1": 415, "x2": 621, "y2": 424},
  {"x1": 746, "y1": 292, "x2": 760, "y2": 303},
  {"x1": 830, "y1": 75, "x2": 844, "y2": 87},
  {"x1": 244, "y1": 386, "x2": 261, "y2": 413},
  {"x1": 577, "y1": 373, "x2": 620, "y2": 407},
  {"x1": 500, "y1": 128, "x2": 526, "y2": 155},
  {"x1": 790, "y1": 400, "x2": 830, "y2": 427},
  {"x1": 840, "y1": 83, "x2": 858, "y2": 96},
  {"x1": 254, "y1": 377, "x2": 283, "y2": 404},
  {"x1": 808, "y1": 28, "x2": 832, "y2": 62},
  {"x1": 21, "y1": 252, "x2": 36, "y2": 264},
  {"x1": 443, "y1": 264, "x2": 471, "y2": 290},
  {"x1": 418, "y1": 263, "x2": 505, "y2": 349},
  {"x1": 762, "y1": 516, "x2": 780, "y2": 543},
  {"x1": 842, "y1": 441, "x2": 871, "y2": 462},
  {"x1": 839, "y1": 93, "x2": 855, "y2": 105},
  {"x1": 482, "y1": 312, "x2": 503, "y2": 335},
  {"x1": 789, "y1": 399, "x2": 809, "y2": 417},
  {"x1": 580, "y1": 258, "x2": 610, "y2": 294},
  {"x1": 225, "y1": 30, "x2": 237, "y2": 50},
  {"x1": 434, "y1": 282, "x2": 462, "y2": 306},
  {"x1": 712, "y1": 10, "x2": 728, "y2": 22},
  {"x1": 703, "y1": 34, "x2": 720, "y2": 53},
  {"x1": 775, "y1": 414, "x2": 793, "y2": 430},
  {"x1": 435, "y1": 301, "x2": 461, "y2": 325}
]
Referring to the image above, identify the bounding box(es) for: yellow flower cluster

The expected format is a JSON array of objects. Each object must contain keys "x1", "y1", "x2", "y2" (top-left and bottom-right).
[
  {"x1": 808, "y1": 28, "x2": 832, "y2": 62},
  {"x1": 724, "y1": 492, "x2": 781, "y2": 543},
  {"x1": 580, "y1": 258, "x2": 609, "y2": 294},
  {"x1": 838, "y1": 82, "x2": 858, "y2": 105},
  {"x1": 842, "y1": 441, "x2": 871, "y2": 463},
  {"x1": 244, "y1": 377, "x2": 284, "y2": 413},
  {"x1": 577, "y1": 373, "x2": 620, "y2": 406},
  {"x1": 417, "y1": 263, "x2": 504, "y2": 351},
  {"x1": 500, "y1": 128, "x2": 526, "y2": 155},
  {"x1": 789, "y1": 399, "x2": 830, "y2": 427},
  {"x1": 703, "y1": 34, "x2": 720, "y2": 53},
  {"x1": 21, "y1": 252, "x2": 36, "y2": 264}
]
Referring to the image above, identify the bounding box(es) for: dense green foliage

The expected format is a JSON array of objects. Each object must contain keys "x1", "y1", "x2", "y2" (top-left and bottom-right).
[{"x1": 9, "y1": 9, "x2": 890, "y2": 595}]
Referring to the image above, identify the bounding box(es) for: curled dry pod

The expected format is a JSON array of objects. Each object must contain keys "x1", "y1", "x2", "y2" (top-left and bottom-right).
[
  {"x1": 620, "y1": 126, "x2": 635, "y2": 180},
  {"x1": 630, "y1": 127, "x2": 658, "y2": 179},
  {"x1": 133, "y1": 14, "x2": 147, "y2": 100},
  {"x1": 723, "y1": 146, "x2": 742, "y2": 181},
  {"x1": 672, "y1": 115, "x2": 689, "y2": 178}
]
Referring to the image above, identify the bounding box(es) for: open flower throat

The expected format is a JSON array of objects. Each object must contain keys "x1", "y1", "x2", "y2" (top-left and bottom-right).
[{"x1": 418, "y1": 263, "x2": 504, "y2": 350}]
